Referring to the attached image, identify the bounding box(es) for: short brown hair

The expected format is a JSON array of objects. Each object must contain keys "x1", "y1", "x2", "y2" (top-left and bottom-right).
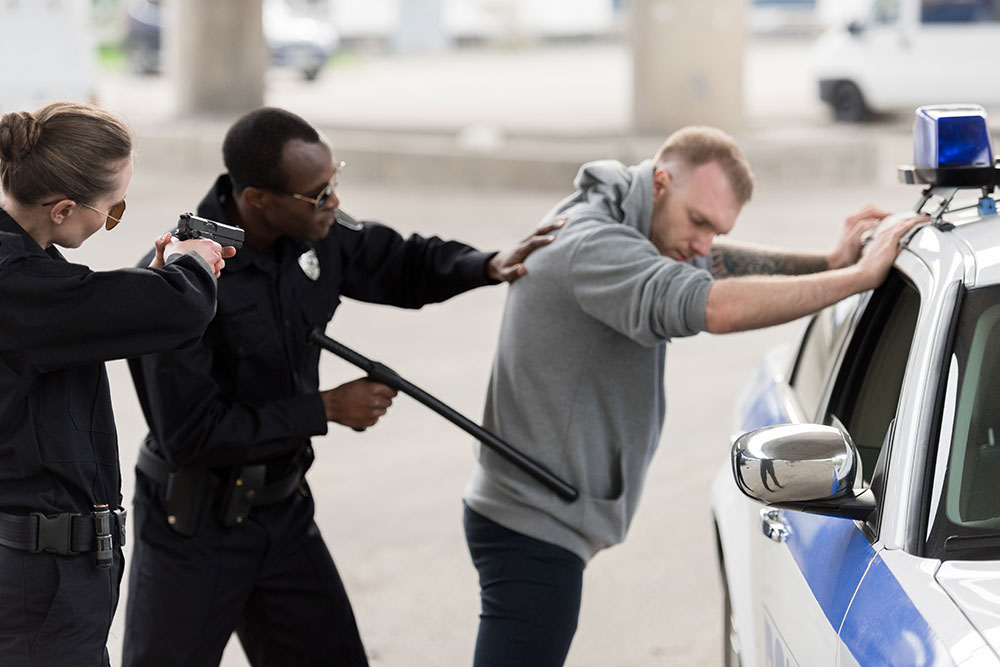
[
  {"x1": 653, "y1": 126, "x2": 754, "y2": 204},
  {"x1": 0, "y1": 101, "x2": 133, "y2": 206}
]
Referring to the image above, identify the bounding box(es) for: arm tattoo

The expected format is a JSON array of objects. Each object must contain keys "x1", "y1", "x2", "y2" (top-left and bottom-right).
[{"x1": 710, "y1": 245, "x2": 829, "y2": 278}]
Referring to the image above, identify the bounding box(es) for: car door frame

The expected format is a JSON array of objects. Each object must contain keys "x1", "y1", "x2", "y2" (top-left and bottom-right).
[
  {"x1": 830, "y1": 233, "x2": 976, "y2": 665},
  {"x1": 747, "y1": 245, "x2": 945, "y2": 667}
]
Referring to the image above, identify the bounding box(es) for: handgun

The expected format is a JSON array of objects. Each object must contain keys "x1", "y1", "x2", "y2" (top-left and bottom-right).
[{"x1": 174, "y1": 213, "x2": 244, "y2": 249}]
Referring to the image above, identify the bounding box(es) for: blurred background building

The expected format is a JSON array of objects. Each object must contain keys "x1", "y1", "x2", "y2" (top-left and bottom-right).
[
  {"x1": 1, "y1": 0, "x2": 952, "y2": 127},
  {"x1": 5, "y1": 0, "x2": 998, "y2": 128}
]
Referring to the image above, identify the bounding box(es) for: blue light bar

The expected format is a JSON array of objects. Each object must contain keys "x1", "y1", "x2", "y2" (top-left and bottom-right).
[{"x1": 914, "y1": 105, "x2": 993, "y2": 170}]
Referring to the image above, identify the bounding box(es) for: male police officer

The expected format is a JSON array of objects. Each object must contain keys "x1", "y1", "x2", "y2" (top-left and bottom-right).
[{"x1": 123, "y1": 107, "x2": 558, "y2": 666}]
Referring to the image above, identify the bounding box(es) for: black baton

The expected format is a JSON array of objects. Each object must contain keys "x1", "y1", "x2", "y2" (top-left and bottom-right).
[{"x1": 309, "y1": 328, "x2": 578, "y2": 502}]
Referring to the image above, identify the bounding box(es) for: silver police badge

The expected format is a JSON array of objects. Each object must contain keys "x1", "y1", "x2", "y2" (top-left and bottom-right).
[{"x1": 298, "y1": 249, "x2": 320, "y2": 281}]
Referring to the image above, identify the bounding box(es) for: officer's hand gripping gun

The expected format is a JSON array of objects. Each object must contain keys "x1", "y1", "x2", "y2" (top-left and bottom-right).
[
  {"x1": 174, "y1": 212, "x2": 244, "y2": 249},
  {"x1": 309, "y1": 328, "x2": 579, "y2": 502}
]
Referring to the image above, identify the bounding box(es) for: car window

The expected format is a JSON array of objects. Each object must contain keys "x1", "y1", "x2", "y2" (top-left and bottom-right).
[
  {"x1": 921, "y1": 0, "x2": 1000, "y2": 22},
  {"x1": 926, "y1": 284, "x2": 1000, "y2": 560},
  {"x1": 789, "y1": 294, "x2": 861, "y2": 420},
  {"x1": 871, "y1": 0, "x2": 901, "y2": 23},
  {"x1": 826, "y1": 273, "x2": 920, "y2": 486}
]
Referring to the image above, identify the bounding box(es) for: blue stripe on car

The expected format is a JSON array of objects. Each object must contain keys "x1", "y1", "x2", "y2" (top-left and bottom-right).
[
  {"x1": 739, "y1": 364, "x2": 788, "y2": 433},
  {"x1": 838, "y1": 554, "x2": 948, "y2": 666},
  {"x1": 783, "y1": 512, "x2": 874, "y2": 630},
  {"x1": 738, "y1": 368, "x2": 949, "y2": 665},
  {"x1": 782, "y1": 513, "x2": 947, "y2": 665}
]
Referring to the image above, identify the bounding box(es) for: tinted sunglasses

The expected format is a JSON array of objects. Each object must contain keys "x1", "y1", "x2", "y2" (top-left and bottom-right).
[
  {"x1": 80, "y1": 200, "x2": 127, "y2": 231},
  {"x1": 41, "y1": 198, "x2": 127, "y2": 231},
  {"x1": 275, "y1": 161, "x2": 345, "y2": 211}
]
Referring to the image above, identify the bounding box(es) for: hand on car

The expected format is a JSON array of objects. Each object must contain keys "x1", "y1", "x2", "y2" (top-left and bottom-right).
[
  {"x1": 486, "y1": 214, "x2": 567, "y2": 283},
  {"x1": 854, "y1": 214, "x2": 927, "y2": 288},
  {"x1": 321, "y1": 378, "x2": 398, "y2": 429},
  {"x1": 149, "y1": 233, "x2": 237, "y2": 278},
  {"x1": 826, "y1": 203, "x2": 893, "y2": 270}
]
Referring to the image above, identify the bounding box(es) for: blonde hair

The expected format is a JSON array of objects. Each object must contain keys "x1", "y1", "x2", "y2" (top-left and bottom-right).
[
  {"x1": 0, "y1": 101, "x2": 132, "y2": 205},
  {"x1": 653, "y1": 126, "x2": 754, "y2": 204}
]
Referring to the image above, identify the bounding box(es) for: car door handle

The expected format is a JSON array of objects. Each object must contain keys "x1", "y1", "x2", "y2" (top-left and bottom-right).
[{"x1": 760, "y1": 508, "x2": 790, "y2": 543}]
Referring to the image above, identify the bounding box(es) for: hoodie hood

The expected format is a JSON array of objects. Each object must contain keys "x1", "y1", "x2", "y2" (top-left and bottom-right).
[{"x1": 547, "y1": 159, "x2": 656, "y2": 239}]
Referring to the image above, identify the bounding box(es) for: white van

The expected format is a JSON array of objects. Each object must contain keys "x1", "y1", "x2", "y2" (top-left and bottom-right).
[
  {"x1": 0, "y1": 0, "x2": 97, "y2": 113},
  {"x1": 812, "y1": 0, "x2": 1000, "y2": 121}
]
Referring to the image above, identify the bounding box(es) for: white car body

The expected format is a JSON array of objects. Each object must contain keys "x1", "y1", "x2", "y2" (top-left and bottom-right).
[
  {"x1": 812, "y1": 0, "x2": 1000, "y2": 120},
  {"x1": 712, "y1": 181, "x2": 1000, "y2": 665}
]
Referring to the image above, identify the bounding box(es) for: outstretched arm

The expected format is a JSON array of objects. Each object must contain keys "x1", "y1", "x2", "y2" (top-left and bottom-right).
[
  {"x1": 486, "y1": 215, "x2": 566, "y2": 282},
  {"x1": 704, "y1": 215, "x2": 918, "y2": 334},
  {"x1": 710, "y1": 242, "x2": 829, "y2": 278},
  {"x1": 710, "y1": 203, "x2": 892, "y2": 278}
]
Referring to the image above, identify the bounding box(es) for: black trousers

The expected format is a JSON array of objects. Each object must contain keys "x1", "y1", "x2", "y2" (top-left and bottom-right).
[
  {"x1": 123, "y1": 475, "x2": 368, "y2": 667},
  {"x1": 0, "y1": 543, "x2": 123, "y2": 666},
  {"x1": 463, "y1": 504, "x2": 585, "y2": 667}
]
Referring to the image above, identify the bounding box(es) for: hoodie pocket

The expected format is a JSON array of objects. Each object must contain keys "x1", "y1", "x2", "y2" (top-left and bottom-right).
[{"x1": 581, "y1": 459, "x2": 629, "y2": 547}]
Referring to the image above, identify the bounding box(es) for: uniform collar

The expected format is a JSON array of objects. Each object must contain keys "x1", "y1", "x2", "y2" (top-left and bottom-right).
[{"x1": 0, "y1": 207, "x2": 66, "y2": 261}]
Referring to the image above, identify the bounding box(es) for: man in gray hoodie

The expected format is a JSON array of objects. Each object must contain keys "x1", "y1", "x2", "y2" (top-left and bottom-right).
[{"x1": 461, "y1": 126, "x2": 920, "y2": 666}]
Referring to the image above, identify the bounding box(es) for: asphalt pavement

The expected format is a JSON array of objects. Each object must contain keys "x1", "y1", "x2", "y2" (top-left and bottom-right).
[{"x1": 77, "y1": 36, "x2": 932, "y2": 666}]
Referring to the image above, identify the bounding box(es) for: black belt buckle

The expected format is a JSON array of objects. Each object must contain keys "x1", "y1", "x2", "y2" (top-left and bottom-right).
[
  {"x1": 221, "y1": 464, "x2": 266, "y2": 527},
  {"x1": 30, "y1": 512, "x2": 80, "y2": 556}
]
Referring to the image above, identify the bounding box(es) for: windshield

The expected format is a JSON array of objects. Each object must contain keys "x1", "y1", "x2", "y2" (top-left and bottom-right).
[
  {"x1": 921, "y1": 0, "x2": 1000, "y2": 23},
  {"x1": 927, "y1": 284, "x2": 1000, "y2": 560}
]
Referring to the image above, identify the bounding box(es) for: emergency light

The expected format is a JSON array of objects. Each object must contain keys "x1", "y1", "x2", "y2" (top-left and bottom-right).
[
  {"x1": 914, "y1": 105, "x2": 993, "y2": 170},
  {"x1": 899, "y1": 104, "x2": 1000, "y2": 221}
]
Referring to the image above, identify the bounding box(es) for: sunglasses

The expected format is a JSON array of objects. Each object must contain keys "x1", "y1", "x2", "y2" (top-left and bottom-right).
[
  {"x1": 80, "y1": 200, "x2": 127, "y2": 231},
  {"x1": 41, "y1": 198, "x2": 127, "y2": 231},
  {"x1": 275, "y1": 161, "x2": 345, "y2": 211}
]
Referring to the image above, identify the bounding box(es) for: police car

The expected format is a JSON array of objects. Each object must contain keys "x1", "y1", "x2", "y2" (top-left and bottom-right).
[{"x1": 711, "y1": 105, "x2": 1000, "y2": 666}]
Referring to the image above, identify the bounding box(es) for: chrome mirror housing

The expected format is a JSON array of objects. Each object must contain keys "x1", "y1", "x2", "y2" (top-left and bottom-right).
[{"x1": 732, "y1": 424, "x2": 862, "y2": 506}]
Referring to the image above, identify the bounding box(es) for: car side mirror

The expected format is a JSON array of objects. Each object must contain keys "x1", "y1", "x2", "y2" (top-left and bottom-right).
[{"x1": 732, "y1": 423, "x2": 875, "y2": 520}]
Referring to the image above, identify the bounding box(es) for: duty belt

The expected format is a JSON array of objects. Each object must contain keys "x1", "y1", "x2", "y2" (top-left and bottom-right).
[
  {"x1": 0, "y1": 507, "x2": 126, "y2": 557},
  {"x1": 137, "y1": 441, "x2": 310, "y2": 528}
]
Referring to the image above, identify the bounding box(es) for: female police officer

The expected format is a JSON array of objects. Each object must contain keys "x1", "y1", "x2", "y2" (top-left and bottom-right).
[{"x1": 0, "y1": 101, "x2": 232, "y2": 666}]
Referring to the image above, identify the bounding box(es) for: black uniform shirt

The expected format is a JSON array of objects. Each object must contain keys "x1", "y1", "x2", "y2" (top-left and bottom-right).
[
  {"x1": 129, "y1": 174, "x2": 498, "y2": 471},
  {"x1": 0, "y1": 209, "x2": 217, "y2": 514}
]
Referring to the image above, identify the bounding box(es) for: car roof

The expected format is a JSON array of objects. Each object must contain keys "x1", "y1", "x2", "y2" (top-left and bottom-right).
[
  {"x1": 904, "y1": 213, "x2": 1000, "y2": 288},
  {"x1": 950, "y1": 213, "x2": 1000, "y2": 286}
]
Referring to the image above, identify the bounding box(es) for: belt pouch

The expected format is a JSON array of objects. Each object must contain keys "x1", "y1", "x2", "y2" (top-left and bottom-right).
[
  {"x1": 221, "y1": 464, "x2": 266, "y2": 527},
  {"x1": 163, "y1": 468, "x2": 219, "y2": 537}
]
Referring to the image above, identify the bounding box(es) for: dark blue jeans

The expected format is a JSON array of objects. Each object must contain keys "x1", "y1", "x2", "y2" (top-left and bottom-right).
[{"x1": 463, "y1": 504, "x2": 585, "y2": 667}]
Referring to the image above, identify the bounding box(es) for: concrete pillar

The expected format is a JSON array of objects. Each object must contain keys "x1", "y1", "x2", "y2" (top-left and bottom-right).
[
  {"x1": 630, "y1": 0, "x2": 745, "y2": 134},
  {"x1": 394, "y1": 0, "x2": 449, "y2": 53},
  {"x1": 168, "y1": 0, "x2": 267, "y2": 115}
]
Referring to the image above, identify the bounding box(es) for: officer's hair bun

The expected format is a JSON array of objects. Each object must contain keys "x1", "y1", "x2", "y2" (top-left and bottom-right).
[{"x1": 0, "y1": 111, "x2": 43, "y2": 163}]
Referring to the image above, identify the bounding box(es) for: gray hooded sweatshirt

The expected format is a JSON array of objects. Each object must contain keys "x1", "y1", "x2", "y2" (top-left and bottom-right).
[{"x1": 463, "y1": 159, "x2": 714, "y2": 562}]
